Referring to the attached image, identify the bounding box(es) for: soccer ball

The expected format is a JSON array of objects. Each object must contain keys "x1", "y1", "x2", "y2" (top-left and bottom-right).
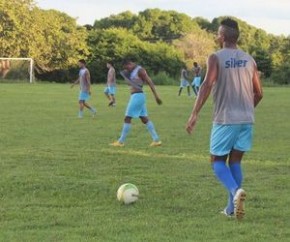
[{"x1": 117, "y1": 183, "x2": 139, "y2": 205}]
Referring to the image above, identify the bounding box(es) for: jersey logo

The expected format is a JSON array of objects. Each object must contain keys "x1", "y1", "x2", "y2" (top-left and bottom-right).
[{"x1": 225, "y1": 58, "x2": 248, "y2": 68}]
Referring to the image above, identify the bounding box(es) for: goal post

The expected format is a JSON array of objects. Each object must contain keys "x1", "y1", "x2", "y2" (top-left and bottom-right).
[{"x1": 0, "y1": 57, "x2": 34, "y2": 83}]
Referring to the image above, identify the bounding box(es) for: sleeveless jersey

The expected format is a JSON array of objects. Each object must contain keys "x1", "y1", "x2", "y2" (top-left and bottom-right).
[
  {"x1": 79, "y1": 68, "x2": 90, "y2": 92},
  {"x1": 212, "y1": 48, "x2": 255, "y2": 124},
  {"x1": 120, "y1": 65, "x2": 143, "y2": 92}
]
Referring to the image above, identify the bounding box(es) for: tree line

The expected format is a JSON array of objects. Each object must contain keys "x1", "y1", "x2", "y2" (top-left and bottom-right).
[{"x1": 1, "y1": 0, "x2": 289, "y2": 84}]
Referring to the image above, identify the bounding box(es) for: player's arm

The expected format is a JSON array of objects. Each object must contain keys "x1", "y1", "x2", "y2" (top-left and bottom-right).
[
  {"x1": 252, "y1": 63, "x2": 263, "y2": 107},
  {"x1": 186, "y1": 54, "x2": 218, "y2": 134},
  {"x1": 71, "y1": 77, "x2": 80, "y2": 88},
  {"x1": 139, "y1": 68, "x2": 162, "y2": 105},
  {"x1": 86, "y1": 70, "x2": 91, "y2": 94}
]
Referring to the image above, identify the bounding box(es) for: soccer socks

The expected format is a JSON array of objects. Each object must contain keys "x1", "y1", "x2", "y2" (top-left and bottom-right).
[
  {"x1": 227, "y1": 162, "x2": 243, "y2": 213},
  {"x1": 213, "y1": 161, "x2": 238, "y2": 196},
  {"x1": 118, "y1": 123, "x2": 132, "y2": 143},
  {"x1": 78, "y1": 110, "x2": 83, "y2": 118},
  {"x1": 146, "y1": 121, "x2": 159, "y2": 142}
]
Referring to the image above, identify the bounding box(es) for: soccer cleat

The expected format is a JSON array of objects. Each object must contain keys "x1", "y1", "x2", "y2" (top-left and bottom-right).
[
  {"x1": 234, "y1": 188, "x2": 246, "y2": 220},
  {"x1": 220, "y1": 208, "x2": 234, "y2": 218},
  {"x1": 110, "y1": 141, "x2": 124, "y2": 147},
  {"x1": 150, "y1": 141, "x2": 162, "y2": 147},
  {"x1": 91, "y1": 108, "x2": 97, "y2": 117}
]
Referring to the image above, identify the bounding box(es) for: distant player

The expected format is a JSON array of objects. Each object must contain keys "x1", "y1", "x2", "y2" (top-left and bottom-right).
[
  {"x1": 0, "y1": 59, "x2": 10, "y2": 78},
  {"x1": 186, "y1": 18, "x2": 263, "y2": 220},
  {"x1": 191, "y1": 62, "x2": 202, "y2": 96},
  {"x1": 110, "y1": 57, "x2": 162, "y2": 147},
  {"x1": 178, "y1": 67, "x2": 191, "y2": 96},
  {"x1": 71, "y1": 59, "x2": 96, "y2": 118},
  {"x1": 104, "y1": 61, "x2": 117, "y2": 107}
]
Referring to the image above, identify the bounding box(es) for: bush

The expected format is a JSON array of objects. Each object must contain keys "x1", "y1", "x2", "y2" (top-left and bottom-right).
[
  {"x1": 271, "y1": 62, "x2": 290, "y2": 85},
  {"x1": 150, "y1": 71, "x2": 178, "y2": 85}
]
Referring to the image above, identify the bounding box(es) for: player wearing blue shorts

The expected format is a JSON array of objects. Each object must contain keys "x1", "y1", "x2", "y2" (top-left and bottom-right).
[
  {"x1": 178, "y1": 67, "x2": 191, "y2": 96},
  {"x1": 191, "y1": 62, "x2": 202, "y2": 97},
  {"x1": 104, "y1": 61, "x2": 117, "y2": 107},
  {"x1": 186, "y1": 18, "x2": 263, "y2": 220},
  {"x1": 71, "y1": 59, "x2": 96, "y2": 118},
  {"x1": 110, "y1": 57, "x2": 162, "y2": 147}
]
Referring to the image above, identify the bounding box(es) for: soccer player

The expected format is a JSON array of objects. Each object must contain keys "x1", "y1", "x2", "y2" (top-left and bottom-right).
[
  {"x1": 71, "y1": 59, "x2": 96, "y2": 118},
  {"x1": 104, "y1": 61, "x2": 117, "y2": 107},
  {"x1": 110, "y1": 57, "x2": 162, "y2": 147},
  {"x1": 186, "y1": 18, "x2": 263, "y2": 220},
  {"x1": 178, "y1": 67, "x2": 191, "y2": 96},
  {"x1": 191, "y1": 62, "x2": 202, "y2": 96}
]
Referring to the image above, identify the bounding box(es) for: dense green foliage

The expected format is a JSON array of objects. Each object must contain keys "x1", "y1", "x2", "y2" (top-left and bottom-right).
[
  {"x1": 0, "y1": 84, "x2": 289, "y2": 241},
  {"x1": 0, "y1": 0, "x2": 289, "y2": 83}
]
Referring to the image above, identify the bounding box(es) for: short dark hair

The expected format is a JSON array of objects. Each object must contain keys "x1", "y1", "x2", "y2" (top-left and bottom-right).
[
  {"x1": 122, "y1": 56, "x2": 136, "y2": 65},
  {"x1": 220, "y1": 18, "x2": 240, "y2": 43},
  {"x1": 78, "y1": 59, "x2": 86, "y2": 65},
  {"x1": 107, "y1": 60, "x2": 114, "y2": 66}
]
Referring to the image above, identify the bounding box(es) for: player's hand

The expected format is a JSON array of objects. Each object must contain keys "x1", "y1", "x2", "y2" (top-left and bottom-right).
[
  {"x1": 156, "y1": 97, "x2": 162, "y2": 105},
  {"x1": 186, "y1": 113, "x2": 198, "y2": 134},
  {"x1": 89, "y1": 91, "x2": 91, "y2": 95}
]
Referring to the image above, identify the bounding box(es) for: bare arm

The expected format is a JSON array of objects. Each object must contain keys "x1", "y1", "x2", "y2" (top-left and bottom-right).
[
  {"x1": 86, "y1": 70, "x2": 91, "y2": 94},
  {"x1": 71, "y1": 77, "x2": 80, "y2": 88},
  {"x1": 107, "y1": 68, "x2": 114, "y2": 84},
  {"x1": 139, "y1": 68, "x2": 162, "y2": 105},
  {"x1": 252, "y1": 63, "x2": 263, "y2": 107},
  {"x1": 186, "y1": 54, "x2": 218, "y2": 134}
]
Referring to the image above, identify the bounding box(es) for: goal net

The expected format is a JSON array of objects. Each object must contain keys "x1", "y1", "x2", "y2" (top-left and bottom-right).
[{"x1": 0, "y1": 58, "x2": 34, "y2": 83}]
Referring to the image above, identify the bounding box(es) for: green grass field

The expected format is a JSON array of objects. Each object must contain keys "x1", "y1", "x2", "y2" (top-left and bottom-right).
[{"x1": 0, "y1": 84, "x2": 289, "y2": 241}]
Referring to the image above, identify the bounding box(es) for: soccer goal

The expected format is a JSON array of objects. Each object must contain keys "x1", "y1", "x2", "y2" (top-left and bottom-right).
[{"x1": 0, "y1": 58, "x2": 34, "y2": 83}]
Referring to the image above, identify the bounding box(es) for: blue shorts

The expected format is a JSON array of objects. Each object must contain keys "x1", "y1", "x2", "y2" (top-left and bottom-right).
[
  {"x1": 192, "y1": 77, "x2": 201, "y2": 87},
  {"x1": 210, "y1": 124, "x2": 253, "y2": 156},
  {"x1": 125, "y1": 93, "x2": 148, "y2": 118},
  {"x1": 104, "y1": 86, "x2": 116, "y2": 95},
  {"x1": 79, "y1": 91, "x2": 90, "y2": 101},
  {"x1": 180, "y1": 79, "x2": 190, "y2": 87}
]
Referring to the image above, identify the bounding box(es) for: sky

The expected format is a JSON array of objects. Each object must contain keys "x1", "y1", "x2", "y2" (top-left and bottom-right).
[{"x1": 38, "y1": 0, "x2": 290, "y2": 36}]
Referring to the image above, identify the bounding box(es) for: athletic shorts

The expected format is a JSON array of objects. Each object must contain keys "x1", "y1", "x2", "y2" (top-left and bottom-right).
[
  {"x1": 79, "y1": 91, "x2": 90, "y2": 101},
  {"x1": 210, "y1": 124, "x2": 253, "y2": 156},
  {"x1": 192, "y1": 77, "x2": 201, "y2": 87},
  {"x1": 180, "y1": 79, "x2": 190, "y2": 87},
  {"x1": 125, "y1": 92, "x2": 148, "y2": 118},
  {"x1": 104, "y1": 86, "x2": 116, "y2": 95}
]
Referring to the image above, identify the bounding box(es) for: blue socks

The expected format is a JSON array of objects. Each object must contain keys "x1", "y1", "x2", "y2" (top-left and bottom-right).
[
  {"x1": 146, "y1": 121, "x2": 159, "y2": 141},
  {"x1": 118, "y1": 123, "x2": 131, "y2": 143},
  {"x1": 225, "y1": 162, "x2": 243, "y2": 213},
  {"x1": 213, "y1": 161, "x2": 238, "y2": 196}
]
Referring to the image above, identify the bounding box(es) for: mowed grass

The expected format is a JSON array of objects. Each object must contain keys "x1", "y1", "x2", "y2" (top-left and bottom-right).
[{"x1": 0, "y1": 83, "x2": 289, "y2": 242}]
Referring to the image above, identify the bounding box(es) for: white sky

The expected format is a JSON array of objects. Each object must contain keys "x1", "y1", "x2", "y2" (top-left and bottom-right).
[{"x1": 37, "y1": 0, "x2": 290, "y2": 36}]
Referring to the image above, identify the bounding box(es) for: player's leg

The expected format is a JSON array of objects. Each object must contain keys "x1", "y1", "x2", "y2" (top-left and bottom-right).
[
  {"x1": 78, "y1": 100, "x2": 85, "y2": 118},
  {"x1": 118, "y1": 116, "x2": 132, "y2": 143},
  {"x1": 210, "y1": 124, "x2": 240, "y2": 215},
  {"x1": 140, "y1": 116, "x2": 161, "y2": 146},
  {"x1": 178, "y1": 87, "x2": 183, "y2": 96},
  {"x1": 187, "y1": 85, "x2": 191, "y2": 96}
]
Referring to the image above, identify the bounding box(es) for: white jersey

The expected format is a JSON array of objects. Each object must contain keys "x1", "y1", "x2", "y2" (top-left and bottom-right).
[
  {"x1": 79, "y1": 68, "x2": 90, "y2": 92},
  {"x1": 213, "y1": 48, "x2": 256, "y2": 124}
]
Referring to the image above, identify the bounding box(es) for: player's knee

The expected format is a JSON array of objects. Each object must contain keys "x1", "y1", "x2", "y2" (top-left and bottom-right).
[
  {"x1": 124, "y1": 116, "x2": 131, "y2": 123},
  {"x1": 140, "y1": 117, "x2": 148, "y2": 124}
]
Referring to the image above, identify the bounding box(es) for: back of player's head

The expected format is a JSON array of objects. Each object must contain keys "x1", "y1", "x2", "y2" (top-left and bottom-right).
[
  {"x1": 122, "y1": 56, "x2": 136, "y2": 66},
  {"x1": 78, "y1": 59, "x2": 86, "y2": 65},
  {"x1": 193, "y1": 62, "x2": 198, "y2": 66},
  {"x1": 220, "y1": 18, "x2": 240, "y2": 43},
  {"x1": 107, "y1": 60, "x2": 114, "y2": 66}
]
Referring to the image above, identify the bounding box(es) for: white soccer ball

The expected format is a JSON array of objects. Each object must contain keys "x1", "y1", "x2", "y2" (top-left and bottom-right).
[{"x1": 117, "y1": 183, "x2": 139, "y2": 205}]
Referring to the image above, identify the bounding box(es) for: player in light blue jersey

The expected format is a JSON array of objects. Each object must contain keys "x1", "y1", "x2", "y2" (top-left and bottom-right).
[
  {"x1": 186, "y1": 18, "x2": 263, "y2": 220},
  {"x1": 178, "y1": 67, "x2": 191, "y2": 96},
  {"x1": 71, "y1": 59, "x2": 96, "y2": 118},
  {"x1": 110, "y1": 57, "x2": 162, "y2": 147}
]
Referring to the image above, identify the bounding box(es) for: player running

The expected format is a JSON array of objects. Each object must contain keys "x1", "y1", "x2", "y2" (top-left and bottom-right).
[
  {"x1": 186, "y1": 18, "x2": 263, "y2": 220},
  {"x1": 110, "y1": 57, "x2": 162, "y2": 147},
  {"x1": 71, "y1": 59, "x2": 96, "y2": 118},
  {"x1": 104, "y1": 61, "x2": 117, "y2": 107}
]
